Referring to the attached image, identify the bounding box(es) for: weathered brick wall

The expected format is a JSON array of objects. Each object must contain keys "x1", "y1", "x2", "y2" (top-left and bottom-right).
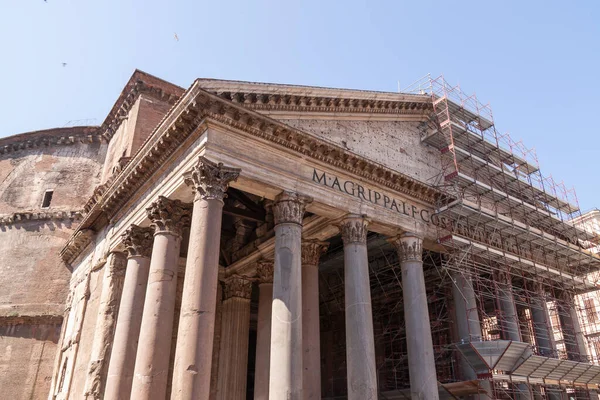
[{"x1": 0, "y1": 128, "x2": 106, "y2": 400}]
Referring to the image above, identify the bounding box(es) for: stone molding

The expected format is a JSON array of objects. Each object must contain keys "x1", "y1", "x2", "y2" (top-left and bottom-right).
[
  {"x1": 391, "y1": 233, "x2": 423, "y2": 262},
  {"x1": 0, "y1": 210, "x2": 83, "y2": 226},
  {"x1": 339, "y1": 215, "x2": 369, "y2": 245},
  {"x1": 0, "y1": 126, "x2": 104, "y2": 155},
  {"x1": 146, "y1": 196, "x2": 192, "y2": 237},
  {"x1": 121, "y1": 225, "x2": 154, "y2": 258},
  {"x1": 272, "y1": 192, "x2": 310, "y2": 226},
  {"x1": 301, "y1": 240, "x2": 329, "y2": 266},
  {"x1": 186, "y1": 156, "x2": 241, "y2": 202},
  {"x1": 223, "y1": 275, "x2": 253, "y2": 300},
  {"x1": 256, "y1": 260, "x2": 274, "y2": 284},
  {"x1": 61, "y1": 229, "x2": 95, "y2": 264}
]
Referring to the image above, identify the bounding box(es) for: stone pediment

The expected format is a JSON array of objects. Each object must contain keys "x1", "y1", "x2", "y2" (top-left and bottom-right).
[{"x1": 196, "y1": 78, "x2": 432, "y2": 119}]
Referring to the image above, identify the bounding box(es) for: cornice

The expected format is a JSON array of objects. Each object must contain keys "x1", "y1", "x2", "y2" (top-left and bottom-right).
[
  {"x1": 0, "y1": 210, "x2": 83, "y2": 226},
  {"x1": 0, "y1": 126, "x2": 104, "y2": 156},
  {"x1": 61, "y1": 81, "x2": 445, "y2": 264}
]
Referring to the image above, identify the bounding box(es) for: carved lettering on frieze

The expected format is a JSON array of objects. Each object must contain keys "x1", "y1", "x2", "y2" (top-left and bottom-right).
[
  {"x1": 121, "y1": 225, "x2": 154, "y2": 258},
  {"x1": 256, "y1": 260, "x2": 274, "y2": 284},
  {"x1": 301, "y1": 240, "x2": 329, "y2": 266},
  {"x1": 338, "y1": 216, "x2": 369, "y2": 245},
  {"x1": 391, "y1": 234, "x2": 423, "y2": 263},
  {"x1": 223, "y1": 275, "x2": 253, "y2": 300},
  {"x1": 272, "y1": 192, "x2": 310, "y2": 225},
  {"x1": 186, "y1": 156, "x2": 241, "y2": 202},
  {"x1": 146, "y1": 196, "x2": 192, "y2": 237}
]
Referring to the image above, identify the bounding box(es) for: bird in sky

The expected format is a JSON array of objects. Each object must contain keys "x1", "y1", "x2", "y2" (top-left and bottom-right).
[
  {"x1": 174, "y1": 33, "x2": 179, "y2": 41},
  {"x1": 62, "y1": 63, "x2": 67, "y2": 67}
]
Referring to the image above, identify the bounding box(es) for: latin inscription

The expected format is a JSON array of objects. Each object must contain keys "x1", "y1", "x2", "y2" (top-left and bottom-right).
[{"x1": 312, "y1": 168, "x2": 443, "y2": 225}]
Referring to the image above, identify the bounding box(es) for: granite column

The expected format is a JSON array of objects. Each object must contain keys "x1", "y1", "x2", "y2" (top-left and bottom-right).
[
  {"x1": 269, "y1": 192, "x2": 308, "y2": 400},
  {"x1": 340, "y1": 215, "x2": 377, "y2": 400},
  {"x1": 130, "y1": 196, "x2": 190, "y2": 400},
  {"x1": 254, "y1": 260, "x2": 274, "y2": 400},
  {"x1": 391, "y1": 233, "x2": 438, "y2": 400},
  {"x1": 105, "y1": 226, "x2": 154, "y2": 400},
  {"x1": 302, "y1": 240, "x2": 329, "y2": 400},
  {"x1": 171, "y1": 157, "x2": 240, "y2": 400},
  {"x1": 216, "y1": 276, "x2": 253, "y2": 399}
]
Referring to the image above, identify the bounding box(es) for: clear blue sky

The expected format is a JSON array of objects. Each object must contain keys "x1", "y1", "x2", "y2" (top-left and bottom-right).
[{"x1": 1, "y1": 1, "x2": 598, "y2": 211}]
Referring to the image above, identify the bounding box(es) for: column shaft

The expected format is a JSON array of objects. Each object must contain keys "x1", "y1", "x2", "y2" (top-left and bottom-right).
[
  {"x1": 269, "y1": 192, "x2": 307, "y2": 400},
  {"x1": 392, "y1": 233, "x2": 438, "y2": 400},
  {"x1": 530, "y1": 284, "x2": 556, "y2": 357},
  {"x1": 131, "y1": 197, "x2": 189, "y2": 400},
  {"x1": 105, "y1": 226, "x2": 153, "y2": 400},
  {"x1": 83, "y1": 251, "x2": 127, "y2": 399},
  {"x1": 302, "y1": 241, "x2": 328, "y2": 400},
  {"x1": 451, "y1": 271, "x2": 492, "y2": 398},
  {"x1": 254, "y1": 261, "x2": 274, "y2": 400},
  {"x1": 171, "y1": 156, "x2": 240, "y2": 400},
  {"x1": 340, "y1": 216, "x2": 377, "y2": 400},
  {"x1": 216, "y1": 277, "x2": 252, "y2": 400}
]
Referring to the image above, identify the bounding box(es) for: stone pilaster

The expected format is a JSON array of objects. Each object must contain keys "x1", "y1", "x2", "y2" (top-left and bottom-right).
[
  {"x1": 254, "y1": 260, "x2": 274, "y2": 400},
  {"x1": 301, "y1": 240, "x2": 328, "y2": 400},
  {"x1": 391, "y1": 232, "x2": 438, "y2": 400},
  {"x1": 131, "y1": 197, "x2": 190, "y2": 400},
  {"x1": 269, "y1": 192, "x2": 309, "y2": 400},
  {"x1": 105, "y1": 226, "x2": 154, "y2": 400},
  {"x1": 216, "y1": 276, "x2": 253, "y2": 400},
  {"x1": 339, "y1": 215, "x2": 377, "y2": 400},
  {"x1": 172, "y1": 157, "x2": 240, "y2": 400},
  {"x1": 83, "y1": 251, "x2": 127, "y2": 400}
]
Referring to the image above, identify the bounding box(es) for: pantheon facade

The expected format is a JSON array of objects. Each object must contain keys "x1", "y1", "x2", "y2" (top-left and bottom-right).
[{"x1": 1, "y1": 70, "x2": 599, "y2": 400}]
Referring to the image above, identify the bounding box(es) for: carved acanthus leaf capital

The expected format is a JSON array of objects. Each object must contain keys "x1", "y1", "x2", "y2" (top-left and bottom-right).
[
  {"x1": 121, "y1": 225, "x2": 154, "y2": 258},
  {"x1": 302, "y1": 240, "x2": 329, "y2": 266},
  {"x1": 186, "y1": 156, "x2": 241, "y2": 202},
  {"x1": 390, "y1": 233, "x2": 423, "y2": 262},
  {"x1": 338, "y1": 215, "x2": 369, "y2": 245},
  {"x1": 223, "y1": 275, "x2": 253, "y2": 300},
  {"x1": 273, "y1": 192, "x2": 311, "y2": 225},
  {"x1": 256, "y1": 260, "x2": 274, "y2": 284},
  {"x1": 146, "y1": 196, "x2": 192, "y2": 237}
]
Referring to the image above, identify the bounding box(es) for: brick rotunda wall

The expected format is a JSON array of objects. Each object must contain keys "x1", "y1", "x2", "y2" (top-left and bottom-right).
[{"x1": 0, "y1": 126, "x2": 107, "y2": 400}]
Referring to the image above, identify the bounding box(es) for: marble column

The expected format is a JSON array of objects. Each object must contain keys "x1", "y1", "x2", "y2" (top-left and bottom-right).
[
  {"x1": 83, "y1": 250, "x2": 127, "y2": 400},
  {"x1": 391, "y1": 232, "x2": 438, "y2": 400},
  {"x1": 558, "y1": 291, "x2": 589, "y2": 362},
  {"x1": 302, "y1": 240, "x2": 329, "y2": 400},
  {"x1": 254, "y1": 260, "x2": 274, "y2": 400},
  {"x1": 216, "y1": 276, "x2": 253, "y2": 399},
  {"x1": 269, "y1": 192, "x2": 309, "y2": 400},
  {"x1": 451, "y1": 270, "x2": 492, "y2": 398},
  {"x1": 131, "y1": 196, "x2": 190, "y2": 400},
  {"x1": 171, "y1": 157, "x2": 240, "y2": 400},
  {"x1": 340, "y1": 215, "x2": 377, "y2": 400},
  {"x1": 105, "y1": 226, "x2": 154, "y2": 400}
]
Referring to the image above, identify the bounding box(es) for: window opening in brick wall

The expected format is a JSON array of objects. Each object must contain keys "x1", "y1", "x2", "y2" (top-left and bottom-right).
[{"x1": 41, "y1": 190, "x2": 54, "y2": 208}]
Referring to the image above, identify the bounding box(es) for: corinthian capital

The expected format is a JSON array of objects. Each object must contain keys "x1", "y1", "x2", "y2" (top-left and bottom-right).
[
  {"x1": 338, "y1": 215, "x2": 369, "y2": 245},
  {"x1": 272, "y1": 192, "x2": 311, "y2": 225},
  {"x1": 223, "y1": 275, "x2": 253, "y2": 300},
  {"x1": 390, "y1": 232, "x2": 423, "y2": 262},
  {"x1": 302, "y1": 240, "x2": 329, "y2": 266},
  {"x1": 256, "y1": 260, "x2": 274, "y2": 284},
  {"x1": 146, "y1": 196, "x2": 192, "y2": 237},
  {"x1": 187, "y1": 156, "x2": 241, "y2": 202},
  {"x1": 121, "y1": 225, "x2": 154, "y2": 258}
]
